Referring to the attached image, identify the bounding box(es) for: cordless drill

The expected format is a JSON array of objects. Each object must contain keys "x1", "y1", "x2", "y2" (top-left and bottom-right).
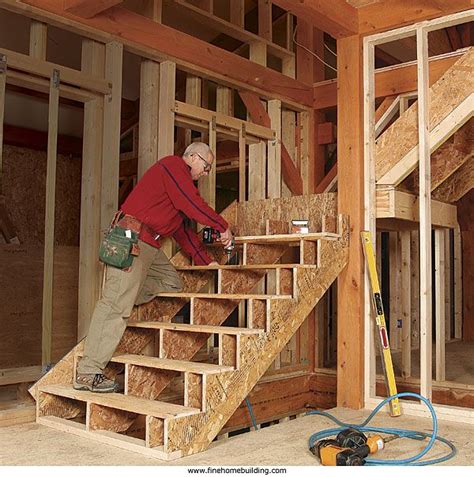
[
  {"x1": 310, "y1": 428, "x2": 386, "y2": 466},
  {"x1": 202, "y1": 227, "x2": 235, "y2": 261}
]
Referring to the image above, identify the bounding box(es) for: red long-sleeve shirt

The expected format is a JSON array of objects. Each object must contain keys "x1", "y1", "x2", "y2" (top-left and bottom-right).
[{"x1": 121, "y1": 155, "x2": 228, "y2": 265}]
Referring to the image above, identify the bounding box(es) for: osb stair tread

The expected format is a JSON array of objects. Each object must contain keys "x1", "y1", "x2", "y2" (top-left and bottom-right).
[
  {"x1": 155, "y1": 292, "x2": 292, "y2": 299},
  {"x1": 175, "y1": 264, "x2": 317, "y2": 270},
  {"x1": 127, "y1": 321, "x2": 264, "y2": 335},
  {"x1": 39, "y1": 384, "x2": 201, "y2": 418},
  {"x1": 111, "y1": 354, "x2": 234, "y2": 374},
  {"x1": 235, "y1": 232, "x2": 340, "y2": 243}
]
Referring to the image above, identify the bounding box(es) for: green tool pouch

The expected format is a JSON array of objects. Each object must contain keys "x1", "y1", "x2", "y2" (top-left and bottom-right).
[{"x1": 99, "y1": 225, "x2": 139, "y2": 269}]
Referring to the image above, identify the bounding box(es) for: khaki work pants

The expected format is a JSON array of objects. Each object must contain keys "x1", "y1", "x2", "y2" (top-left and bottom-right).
[{"x1": 77, "y1": 240, "x2": 183, "y2": 375}]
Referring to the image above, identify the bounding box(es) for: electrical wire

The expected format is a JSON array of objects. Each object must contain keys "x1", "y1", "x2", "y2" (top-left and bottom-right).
[
  {"x1": 307, "y1": 392, "x2": 457, "y2": 466},
  {"x1": 245, "y1": 398, "x2": 259, "y2": 431},
  {"x1": 292, "y1": 24, "x2": 338, "y2": 73}
]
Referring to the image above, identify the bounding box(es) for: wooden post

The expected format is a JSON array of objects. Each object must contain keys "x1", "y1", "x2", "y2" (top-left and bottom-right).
[
  {"x1": 230, "y1": 0, "x2": 245, "y2": 27},
  {"x1": 435, "y1": 229, "x2": 446, "y2": 382},
  {"x1": 78, "y1": 40, "x2": 105, "y2": 340},
  {"x1": 338, "y1": 34, "x2": 364, "y2": 409},
  {"x1": 400, "y1": 230, "x2": 411, "y2": 378},
  {"x1": 29, "y1": 21, "x2": 47, "y2": 60},
  {"x1": 100, "y1": 42, "x2": 123, "y2": 231},
  {"x1": 41, "y1": 69, "x2": 60, "y2": 368},
  {"x1": 185, "y1": 75, "x2": 202, "y2": 146},
  {"x1": 138, "y1": 60, "x2": 159, "y2": 179},
  {"x1": 238, "y1": 124, "x2": 246, "y2": 202},
  {"x1": 258, "y1": 0, "x2": 272, "y2": 42},
  {"x1": 417, "y1": 27, "x2": 432, "y2": 400}
]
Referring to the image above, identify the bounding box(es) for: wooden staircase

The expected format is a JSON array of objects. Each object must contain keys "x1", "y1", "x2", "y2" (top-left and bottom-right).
[{"x1": 29, "y1": 193, "x2": 349, "y2": 460}]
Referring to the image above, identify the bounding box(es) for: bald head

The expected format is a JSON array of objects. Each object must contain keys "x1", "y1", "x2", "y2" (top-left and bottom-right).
[
  {"x1": 183, "y1": 142, "x2": 214, "y2": 161},
  {"x1": 182, "y1": 142, "x2": 215, "y2": 181}
]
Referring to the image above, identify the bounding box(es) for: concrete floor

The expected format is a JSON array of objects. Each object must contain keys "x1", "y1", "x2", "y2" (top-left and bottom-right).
[{"x1": 0, "y1": 407, "x2": 473, "y2": 466}]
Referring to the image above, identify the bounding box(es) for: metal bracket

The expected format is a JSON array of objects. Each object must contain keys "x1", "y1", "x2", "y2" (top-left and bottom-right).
[
  {"x1": 0, "y1": 54, "x2": 7, "y2": 74},
  {"x1": 52, "y1": 69, "x2": 60, "y2": 88}
]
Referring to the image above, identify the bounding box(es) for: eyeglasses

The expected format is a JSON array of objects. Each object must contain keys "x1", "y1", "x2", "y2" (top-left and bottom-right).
[{"x1": 194, "y1": 153, "x2": 212, "y2": 173}]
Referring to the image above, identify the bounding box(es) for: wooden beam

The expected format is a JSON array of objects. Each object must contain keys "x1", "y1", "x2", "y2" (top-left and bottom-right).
[
  {"x1": 271, "y1": 0, "x2": 358, "y2": 39},
  {"x1": 13, "y1": 1, "x2": 312, "y2": 107},
  {"x1": 258, "y1": 0, "x2": 272, "y2": 42},
  {"x1": 313, "y1": 51, "x2": 465, "y2": 110},
  {"x1": 0, "y1": 53, "x2": 6, "y2": 197},
  {"x1": 64, "y1": 0, "x2": 123, "y2": 19},
  {"x1": 239, "y1": 91, "x2": 303, "y2": 195},
  {"x1": 337, "y1": 34, "x2": 364, "y2": 409},
  {"x1": 41, "y1": 69, "x2": 59, "y2": 367},
  {"x1": 315, "y1": 164, "x2": 337, "y2": 194},
  {"x1": 359, "y1": 0, "x2": 473, "y2": 36},
  {"x1": 432, "y1": 157, "x2": 474, "y2": 203},
  {"x1": 400, "y1": 230, "x2": 411, "y2": 379},
  {"x1": 267, "y1": 99, "x2": 281, "y2": 199}
]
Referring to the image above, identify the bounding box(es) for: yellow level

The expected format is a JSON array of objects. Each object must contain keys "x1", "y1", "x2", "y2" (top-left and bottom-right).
[{"x1": 361, "y1": 231, "x2": 401, "y2": 417}]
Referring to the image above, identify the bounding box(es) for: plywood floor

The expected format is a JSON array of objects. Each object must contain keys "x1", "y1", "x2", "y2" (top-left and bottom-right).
[{"x1": 0, "y1": 407, "x2": 473, "y2": 466}]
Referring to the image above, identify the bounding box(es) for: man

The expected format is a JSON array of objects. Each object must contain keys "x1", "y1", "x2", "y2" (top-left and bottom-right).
[{"x1": 74, "y1": 142, "x2": 233, "y2": 392}]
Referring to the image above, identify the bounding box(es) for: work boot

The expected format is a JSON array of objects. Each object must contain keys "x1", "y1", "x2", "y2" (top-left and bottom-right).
[{"x1": 73, "y1": 373, "x2": 118, "y2": 393}]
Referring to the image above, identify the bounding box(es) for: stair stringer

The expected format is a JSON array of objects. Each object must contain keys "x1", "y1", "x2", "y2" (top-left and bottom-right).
[
  {"x1": 375, "y1": 47, "x2": 473, "y2": 186},
  {"x1": 163, "y1": 216, "x2": 349, "y2": 456}
]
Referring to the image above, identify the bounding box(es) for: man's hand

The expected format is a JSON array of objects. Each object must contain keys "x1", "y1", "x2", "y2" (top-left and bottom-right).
[{"x1": 219, "y1": 228, "x2": 234, "y2": 248}]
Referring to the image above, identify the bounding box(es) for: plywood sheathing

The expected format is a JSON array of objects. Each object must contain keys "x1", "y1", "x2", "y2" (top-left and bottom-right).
[
  {"x1": 375, "y1": 48, "x2": 473, "y2": 182},
  {"x1": 165, "y1": 215, "x2": 349, "y2": 455},
  {"x1": 0, "y1": 246, "x2": 78, "y2": 368},
  {"x1": 402, "y1": 119, "x2": 473, "y2": 193},
  {"x1": 432, "y1": 156, "x2": 474, "y2": 203}
]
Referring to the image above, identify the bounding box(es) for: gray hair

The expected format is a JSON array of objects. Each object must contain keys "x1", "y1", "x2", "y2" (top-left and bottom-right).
[{"x1": 183, "y1": 142, "x2": 214, "y2": 160}]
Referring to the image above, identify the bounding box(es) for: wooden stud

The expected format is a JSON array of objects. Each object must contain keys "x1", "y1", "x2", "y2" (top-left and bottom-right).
[
  {"x1": 444, "y1": 229, "x2": 452, "y2": 342},
  {"x1": 417, "y1": 27, "x2": 433, "y2": 400},
  {"x1": 267, "y1": 100, "x2": 281, "y2": 199},
  {"x1": 41, "y1": 69, "x2": 60, "y2": 368},
  {"x1": 400, "y1": 230, "x2": 411, "y2": 379},
  {"x1": 29, "y1": 21, "x2": 47, "y2": 60},
  {"x1": 229, "y1": 0, "x2": 244, "y2": 27},
  {"x1": 453, "y1": 225, "x2": 462, "y2": 339},
  {"x1": 389, "y1": 232, "x2": 401, "y2": 350},
  {"x1": 258, "y1": 0, "x2": 272, "y2": 42},
  {"x1": 410, "y1": 230, "x2": 420, "y2": 350},
  {"x1": 157, "y1": 61, "x2": 176, "y2": 160},
  {"x1": 0, "y1": 54, "x2": 6, "y2": 197},
  {"x1": 78, "y1": 40, "x2": 105, "y2": 340},
  {"x1": 100, "y1": 41, "x2": 123, "y2": 232},
  {"x1": 435, "y1": 229, "x2": 446, "y2": 382},
  {"x1": 238, "y1": 124, "x2": 246, "y2": 202}
]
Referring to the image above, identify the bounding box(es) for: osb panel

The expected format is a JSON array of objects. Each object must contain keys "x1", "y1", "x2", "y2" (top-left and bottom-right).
[
  {"x1": 236, "y1": 193, "x2": 337, "y2": 236},
  {"x1": 147, "y1": 416, "x2": 165, "y2": 447},
  {"x1": 376, "y1": 49, "x2": 474, "y2": 181},
  {"x1": 432, "y1": 157, "x2": 474, "y2": 203},
  {"x1": 186, "y1": 373, "x2": 202, "y2": 410},
  {"x1": 88, "y1": 403, "x2": 136, "y2": 433},
  {"x1": 220, "y1": 269, "x2": 265, "y2": 294},
  {"x1": 249, "y1": 300, "x2": 266, "y2": 329},
  {"x1": 402, "y1": 120, "x2": 473, "y2": 192},
  {"x1": 2, "y1": 145, "x2": 81, "y2": 246},
  {"x1": 0, "y1": 246, "x2": 78, "y2": 368},
  {"x1": 38, "y1": 392, "x2": 83, "y2": 420},
  {"x1": 165, "y1": 217, "x2": 349, "y2": 455},
  {"x1": 127, "y1": 365, "x2": 179, "y2": 400},
  {"x1": 220, "y1": 335, "x2": 237, "y2": 368}
]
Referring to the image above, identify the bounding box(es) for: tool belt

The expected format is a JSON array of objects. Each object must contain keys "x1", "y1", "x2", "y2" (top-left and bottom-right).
[{"x1": 98, "y1": 211, "x2": 160, "y2": 269}]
